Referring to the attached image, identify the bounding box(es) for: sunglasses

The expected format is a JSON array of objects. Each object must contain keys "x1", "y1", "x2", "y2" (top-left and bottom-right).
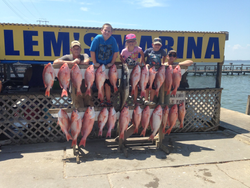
[{"x1": 169, "y1": 53, "x2": 177, "y2": 58}]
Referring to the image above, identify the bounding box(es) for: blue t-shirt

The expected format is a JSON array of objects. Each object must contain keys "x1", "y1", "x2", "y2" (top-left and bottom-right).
[
  {"x1": 144, "y1": 48, "x2": 167, "y2": 66},
  {"x1": 90, "y1": 34, "x2": 119, "y2": 65}
]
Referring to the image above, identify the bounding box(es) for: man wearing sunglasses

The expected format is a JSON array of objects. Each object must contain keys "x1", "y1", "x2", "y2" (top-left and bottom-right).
[
  {"x1": 165, "y1": 50, "x2": 193, "y2": 90},
  {"x1": 165, "y1": 50, "x2": 193, "y2": 67}
]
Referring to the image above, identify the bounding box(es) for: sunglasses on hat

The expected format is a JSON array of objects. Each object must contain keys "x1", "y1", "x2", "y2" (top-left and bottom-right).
[{"x1": 169, "y1": 53, "x2": 177, "y2": 58}]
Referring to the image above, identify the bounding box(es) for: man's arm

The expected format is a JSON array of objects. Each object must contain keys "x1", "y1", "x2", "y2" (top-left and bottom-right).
[
  {"x1": 53, "y1": 58, "x2": 79, "y2": 65},
  {"x1": 162, "y1": 56, "x2": 166, "y2": 65},
  {"x1": 179, "y1": 60, "x2": 193, "y2": 66}
]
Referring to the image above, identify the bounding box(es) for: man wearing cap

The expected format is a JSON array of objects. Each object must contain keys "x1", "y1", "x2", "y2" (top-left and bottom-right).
[
  {"x1": 53, "y1": 40, "x2": 90, "y2": 65},
  {"x1": 53, "y1": 40, "x2": 91, "y2": 108}
]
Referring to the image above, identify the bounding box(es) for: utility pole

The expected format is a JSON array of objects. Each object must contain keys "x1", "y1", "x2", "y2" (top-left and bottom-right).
[{"x1": 37, "y1": 19, "x2": 49, "y2": 25}]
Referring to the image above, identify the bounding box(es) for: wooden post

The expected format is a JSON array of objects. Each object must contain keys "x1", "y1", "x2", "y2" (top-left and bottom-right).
[
  {"x1": 216, "y1": 62, "x2": 223, "y2": 88},
  {"x1": 246, "y1": 95, "x2": 250, "y2": 115}
]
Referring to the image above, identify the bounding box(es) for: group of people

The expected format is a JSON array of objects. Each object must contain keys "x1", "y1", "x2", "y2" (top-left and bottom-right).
[{"x1": 53, "y1": 23, "x2": 193, "y2": 107}]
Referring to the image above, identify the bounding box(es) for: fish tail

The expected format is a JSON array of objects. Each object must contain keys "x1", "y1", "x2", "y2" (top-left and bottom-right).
[
  {"x1": 180, "y1": 122, "x2": 183, "y2": 128},
  {"x1": 155, "y1": 89, "x2": 159, "y2": 97},
  {"x1": 141, "y1": 90, "x2": 146, "y2": 98},
  {"x1": 140, "y1": 129, "x2": 146, "y2": 137},
  {"x1": 166, "y1": 89, "x2": 170, "y2": 95},
  {"x1": 134, "y1": 128, "x2": 138, "y2": 134},
  {"x1": 171, "y1": 88, "x2": 177, "y2": 96},
  {"x1": 98, "y1": 91, "x2": 103, "y2": 100},
  {"x1": 76, "y1": 90, "x2": 82, "y2": 96},
  {"x1": 66, "y1": 133, "x2": 72, "y2": 141},
  {"x1": 71, "y1": 139, "x2": 77, "y2": 147},
  {"x1": 165, "y1": 128, "x2": 172, "y2": 135},
  {"x1": 98, "y1": 130, "x2": 103, "y2": 137},
  {"x1": 45, "y1": 89, "x2": 50, "y2": 97},
  {"x1": 85, "y1": 88, "x2": 91, "y2": 96},
  {"x1": 106, "y1": 130, "x2": 111, "y2": 138},
  {"x1": 61, "y1": 89, "x2": 68, "y2": 97},
  {"x1": 119, "y1": 132, "x2": 124, "y2": 140},
  {"x1": 114, "y1": 86, "x2": 118, "y2": 93},
  {"x1": 149, "y1": 134, "x2": 154, "y2": 141},
  {"x1": 79, "y1": 138, "x2": 86, "y2": 147},
  {"x1": 131, "y1": 88, "x2": 134, "y2": 96}
]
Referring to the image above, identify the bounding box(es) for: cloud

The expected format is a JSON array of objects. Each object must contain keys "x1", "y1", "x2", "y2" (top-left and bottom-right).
[
  {"x1": 232, "y1": 44, "x2": 242, "y2": 50},
  {"x1": 136, "y1": 0, "x2": 165, "y2": 8},
  {"x1": 80, "y1": 2, "x2": 92, "y2": 5},
  {"x1": 80, "y1": 7, "x2": 88, "y2": 11}
]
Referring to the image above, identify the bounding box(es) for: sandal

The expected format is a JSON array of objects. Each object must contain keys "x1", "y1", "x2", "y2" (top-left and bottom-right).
[{"x1": 144, "y1": 100, "x2": 155, "y2": 106}]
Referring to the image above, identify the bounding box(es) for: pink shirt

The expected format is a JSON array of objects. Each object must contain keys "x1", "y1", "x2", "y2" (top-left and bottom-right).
[{"x1": 121, "y1": 46, "x2": 142, "y2": 66}]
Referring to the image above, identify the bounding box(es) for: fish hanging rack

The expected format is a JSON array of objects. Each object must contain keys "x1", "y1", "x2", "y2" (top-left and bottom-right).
[{"x1": 49, "y1": 63, "x2": 187, "y2": 163}]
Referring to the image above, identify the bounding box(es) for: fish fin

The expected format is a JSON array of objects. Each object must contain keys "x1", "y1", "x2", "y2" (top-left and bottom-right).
[
  {"x1": 66, "y1": 133, "x2": 72, "y2": 141},
  {"x1": 79, "y1": 138, "x2": 86, "y2": 147},
  {"x1": 61, "y1": 89, "x2": 68, "y2": 97}
]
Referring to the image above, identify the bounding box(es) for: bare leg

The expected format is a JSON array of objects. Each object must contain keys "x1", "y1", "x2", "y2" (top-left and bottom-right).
[
  {"x1": 100, "y1": 85, "x2": 105, "y2": 102},
  {"x1": 150, "y1": 90, "x2": 156, "y2": 101},
  {"x1": 145, "y1": 89, "x2": 149, "y2": 101},
  {"x1": 105, "y1": 83, "x2": 111, "y2": 102},
  {"x1": 133, "y1": 86, "x2": 138, "y2": 104}
]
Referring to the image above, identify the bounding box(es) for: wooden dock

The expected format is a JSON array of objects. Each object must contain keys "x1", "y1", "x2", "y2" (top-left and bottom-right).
[{"x1": 187, "y1": 64, "x2": 250, "y2": 76}]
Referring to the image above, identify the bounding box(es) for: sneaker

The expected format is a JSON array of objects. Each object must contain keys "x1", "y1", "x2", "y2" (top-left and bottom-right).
[
  {"x1": 144, "y1": 100, "x2": 155, "y2": 106},
  {"x1": 100, "y1": 101, "x2": 106, "y2": 107},
  {"x1": 106, "y1": 101, "x2": 112, "y2": 107}
]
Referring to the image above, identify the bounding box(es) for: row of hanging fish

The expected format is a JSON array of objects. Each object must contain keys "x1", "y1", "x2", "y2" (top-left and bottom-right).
[
  {"x1": 119, "y1": 102, "x2": 186, "y2": 141},
  {"x1": 42, "y1": 62, "x2": 118, "y2": 98},
  {"x1": 57, "y1": 106, "x2": 117, "y2": 147},
  {"x1": 42, "y1": 63, "x2": 182, "y2": 99},
  {"x1": 58, "y1": 102, "x2": 186, "y2": 147},
  {"x1": 130, "y1": 64, "x2": 182, "y2": 98}
]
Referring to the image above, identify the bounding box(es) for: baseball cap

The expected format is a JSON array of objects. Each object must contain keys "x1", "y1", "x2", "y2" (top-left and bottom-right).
[
  {"x1": 71, "y1": 40, "x2": 81, "y2": 48},
  {"x1": 153, "y1": 38, "x2": 162, "y2": 45},
  {"x1": 125, "y1": 33, "x2": 136, "y2": 41},
  {"x1": 167, "y1": 50, "x2": 177, "y2": 55}
]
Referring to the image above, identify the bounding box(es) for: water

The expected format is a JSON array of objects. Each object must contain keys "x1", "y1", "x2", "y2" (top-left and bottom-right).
[{"x1": 187, "y1": 60, "x2": 250, "y2": 114}]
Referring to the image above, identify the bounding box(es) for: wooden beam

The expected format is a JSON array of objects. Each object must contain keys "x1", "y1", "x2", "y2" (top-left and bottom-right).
[{"x1": 246, "y1": 95, "x2": 250, "y2": 115}]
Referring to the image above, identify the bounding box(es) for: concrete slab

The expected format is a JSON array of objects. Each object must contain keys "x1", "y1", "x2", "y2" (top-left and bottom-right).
[
  {"x1": 65, "y1": 132, "x2": 250, "y2": 177},
  {"x1": 108, "y1": 160, "x2": 250, "y2": 188},
  {"x1": 220, "y1": 108, "x2": 250, "y2": 136}
]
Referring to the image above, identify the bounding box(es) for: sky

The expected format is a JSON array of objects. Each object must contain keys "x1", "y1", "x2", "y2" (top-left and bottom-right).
[{"x1": 1, "y1": 0, "x2": 250, "y2": 60}]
